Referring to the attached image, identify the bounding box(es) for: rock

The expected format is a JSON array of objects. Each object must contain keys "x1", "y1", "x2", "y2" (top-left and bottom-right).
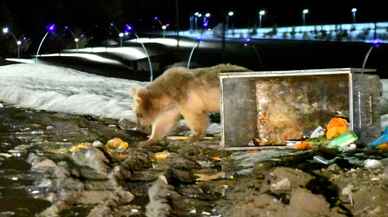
[
  {"x1": 167, "y1": 168, "x2": 196, "y2": 184},
  {"x1": 77, "y1": 190, "x2": 133, "y2": 205},
  {"x1": 146, "y1": 176, "x2": 175, "y2": 217},
  {"x1": 364, "y1": 159, "x2": 383, "y2": 169},
  {"x1": 70, "y1": 148, "x2": 109, "y2": 180},
  {"x1": 227, "y1": 194, "x2": 286, "y2": 217},
  {"x1": 121, "y1": 149, "x2": 152, "y2": 171},
  {"x1": 287, "y1": 188, "x2": 331, "y2": 217},
  {"x1": 262, "y1": 167, "x2": 314, "y2": 194},
  {"x1": 86, "y1": 189, "x2": 134, "y2": 217},
  {"x1": 270, "y1": 178, "x2": 291, "y2": 193}
]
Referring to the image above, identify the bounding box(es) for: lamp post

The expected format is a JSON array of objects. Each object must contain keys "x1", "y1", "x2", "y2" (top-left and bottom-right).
[
  {"x1": 125, "y1": 24, "x2": 154, "y2": 81},
  {"x1": 118, "y1": 32, "x2": 124, "y2": 47},
  {"x1": 203, "y1": 12, "x2": 211, "y2": 29},
  {"x1": 351, "y1": 8, "x2": 357, "y2": 23},
  {"x1": 227, "y1": 11, "x2": 234, "y2": 31},
  {"x1": 64, "y1": 26, "x2": 80, "y2": 50},
  {"x1": 258, "y1": 10, "x2": 266, "y2": 28},
  {"x1": 194, "y1": 12, "x2": 202, "y2": 30},
  {"x1": 302, "y1": 9, "x2": 309, "y2": 25},
  {"x1": 2, "y1": 27, "x2": 21, "y2": 58},
  {"x1": 35, "y1": 24, "x2": 56, "y2": 63}
]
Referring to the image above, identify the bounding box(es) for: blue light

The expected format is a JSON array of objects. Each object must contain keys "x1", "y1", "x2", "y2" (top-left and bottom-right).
[
  {"x1": 47, "y1": 24, "x2": 56, "y2": 32},
  {"x1": 154, "y1": 16, "x2": 160, "y2": 20},
  {"x1": 372, "y1": 38, "x2": 382, "y2": 47},
  {"x1": 124, "y1": 24, "x2": 133, "y2": 33}
]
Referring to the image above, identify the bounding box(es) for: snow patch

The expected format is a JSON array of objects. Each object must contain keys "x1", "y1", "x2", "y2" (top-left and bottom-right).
[{"x1": 0, "y1": 63, "x2": 144, "y2": 121}]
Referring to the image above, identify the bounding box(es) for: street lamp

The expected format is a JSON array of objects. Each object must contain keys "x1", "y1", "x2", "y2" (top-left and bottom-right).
[
  {"x1": 258, "y1": 10, "x2": 266, "y2": 28},
  {"x1": 35, "y1": 24, "x2": 56, "y2": 63},
  {"x1": 124, "y1": 24, "x2": 154, "y2": 81},
  {"x1": 227, "y1": 11, "x2": 234, "y2": 31},
  {"x1": 203, "y1": 12, "x2": 211, "y2": 29},
  {"x1": 2, "y1": 27, "x2": 21, "y2": 58},
  {"x1": 302, "y1": 9, "x2": 309, "y2": 25},
  {"x1": 193, "y1": 12, "x2": 202, "y2": 30},
  {"x1": 118, "y1": 32, "x2": 124, "y2": 47},
  {"x1": 351, "y1": 8, "x2": 357, "y2": 23}
]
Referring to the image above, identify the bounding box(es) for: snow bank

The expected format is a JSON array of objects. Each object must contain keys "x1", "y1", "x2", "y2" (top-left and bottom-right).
[{"x1": 0, "y1": 63, "x2": 145, "y2": 121}]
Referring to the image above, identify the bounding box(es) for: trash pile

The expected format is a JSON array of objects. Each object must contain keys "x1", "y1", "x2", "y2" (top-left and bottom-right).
[{"x1": 286, "y1": 116, "x2": 358, "y2": 152}]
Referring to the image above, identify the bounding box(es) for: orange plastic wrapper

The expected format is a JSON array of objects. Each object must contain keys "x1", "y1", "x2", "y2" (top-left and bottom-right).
[
  {"x1": 294, "y1": 141, "x2": 312, "y2": 150},
  {"x1": 378, "y1": 143, "x2": 388, "y2": 152},
  {"x1": 326, "y1": 117, "x2": 349, "y2": 139}
]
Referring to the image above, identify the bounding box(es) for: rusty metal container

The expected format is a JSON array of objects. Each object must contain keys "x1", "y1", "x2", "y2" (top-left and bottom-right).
[{"x1": 220, "y1": 68, "x2": 381, "y2": 147}]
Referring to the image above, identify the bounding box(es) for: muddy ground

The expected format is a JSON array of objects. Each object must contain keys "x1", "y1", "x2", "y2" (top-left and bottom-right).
[{"x1": 1, "y1": 102, "x2": 388, "y2": 217}]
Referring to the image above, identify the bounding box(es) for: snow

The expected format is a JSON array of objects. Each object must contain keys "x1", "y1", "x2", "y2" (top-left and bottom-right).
[{"x1": 0, "y1": 63, "x2": 145, "y2": 122}]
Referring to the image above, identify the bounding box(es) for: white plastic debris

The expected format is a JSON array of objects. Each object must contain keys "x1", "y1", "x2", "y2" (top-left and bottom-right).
[
  {"x1": 11, "y1": 177, "x2": 19, "y2": 181},
  {"x1": 364, "y1": 159, "x2": 383, "y2": 169},
  {"x1": 0, "y1": 103, "x2": 4, "y2": 108},
  {"x1": 310, "y1": 126, "x2": 325, "y2": 138},
  {"x1": 92, "y1": 140, "x2": 104, "y2": 148},
  {"x1": 46, "y1": 125, "x2": 54, "y2": 130},
  {"x1": 130, "y1": 209, "x2": 139, "y2": 213}
]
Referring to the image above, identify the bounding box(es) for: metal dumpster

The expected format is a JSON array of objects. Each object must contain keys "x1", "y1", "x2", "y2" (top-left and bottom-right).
[{"x1": 220, "y1": 68, "x2": 381, "y2": 147}]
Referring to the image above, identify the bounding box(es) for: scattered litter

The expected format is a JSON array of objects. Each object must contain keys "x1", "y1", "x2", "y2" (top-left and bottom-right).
[
  {"x1": 189, "y1": 209, "x2": 197, "y2": 214},
  {"x1": 368, "y1": 127, "x2": 388, "y2": 150},
  {"x1": 69, "y1": 143, "x2": 91, "y2": 153},
  {"x1": 201, "y1": 211, "x2": 211, "y2": 216},
  {"x1": 310, "y1": 126, "x2": 325, "y2": 139},
  {"x1": 11, "y1": 177, "x2": 18, "y2": 181},
  {"x1": 104, "y1": 138, "x2": 129, "y2": 160},
  {"x1": 294, "y1": 141, "x2": 312, "y2": 150},
  {"x1": 377, "y1": 143, "x2": 388, "y2": 152},
  {"x1": 105, "y1": 138, "x2": 128, "y2": 150},
  {"x1": 327, "y1": 132, "x2": 358, "y2": 151},
  {"x1": 326, "y1": 117, "x2": 349, "y2": 140},
  {"x1": 211, "y1": 156, "x2": 222, "y2": 161},
  {"x1": 31, "y1": 190, "x2": 40, "y2": 194},
  {"x1": 0, "y1": 103, "x2": 4, "y2": 108},
  {"x1": 92, "y1": 140, "x2": 104, "y2": 148},
  {"x1": 130, "y1": 209, "x2": 139, "y2": 213},
  {"x1": 195, "y1": 172, "x2": 226, "y2": 182},
  {"x1": 46, "y1": 125, "x2": 54, "y2": 130},
  {"x1": 313, "y1": 156, "x2": 330, "y2": 165},
  {"x1": 153, "y1": 151, "x2": 170, "y2": 161},
  {"x1": 364, "y1": 159, "x2": 383, "y2": 169}
]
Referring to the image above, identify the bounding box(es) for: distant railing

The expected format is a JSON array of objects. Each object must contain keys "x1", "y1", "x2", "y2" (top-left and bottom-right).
[{"x1": 166, "y1": 22, "x2": 388, "y2": 43}]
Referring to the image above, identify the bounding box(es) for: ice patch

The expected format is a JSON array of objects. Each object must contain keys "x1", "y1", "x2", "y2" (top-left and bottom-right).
[{"x1": 0, "y1": 63, "x2": 145, "y2": 121}]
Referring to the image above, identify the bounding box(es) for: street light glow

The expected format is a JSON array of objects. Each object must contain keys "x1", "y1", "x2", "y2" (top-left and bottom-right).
[
  {"x1": 205, "y1": 13, "x2": 211, "y2": 18},
  {"x1": 17, "y1": 40, "x2": 22, "y2": 46},
  {"x1": 161, "y1": 25, "x2": 167, "y2": 30},
  {"x1": 47, "y1": 24, "x2": 56, "y2": 32},
  {"x1": 2, "y1": 27, "x2": 9, "y2": 34},
  {"x1": 351, "y1": 8, "x2": 357, "y2": 13},
  {"x1": 74, "y1": 38, "x2": 79, "y2": 43},
  {"x1": 302, "y1": 9, "x2": 309, "y2": 14},
  {"x1": 124, "y1": 24, "x2": 133, "y2": 32},
  {"x1": 228, "y1": 11, "x2": 234, "y2": 16},
  {"x1": 118, "y1": 32, "x2": 124, "y2": 38},
  {"x1": 259, "y1": 10, "x2": 266, "y2": 16}
]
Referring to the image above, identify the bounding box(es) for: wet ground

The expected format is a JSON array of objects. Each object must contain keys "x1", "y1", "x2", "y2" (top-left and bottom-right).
[{"x1": 1, "y1": 102, "x2": 388, "y2": 217}]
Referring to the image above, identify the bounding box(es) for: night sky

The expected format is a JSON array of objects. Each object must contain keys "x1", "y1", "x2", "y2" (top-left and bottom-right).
[{"x1": 1, "y1": 0, "x2": 387, "y2": 41}]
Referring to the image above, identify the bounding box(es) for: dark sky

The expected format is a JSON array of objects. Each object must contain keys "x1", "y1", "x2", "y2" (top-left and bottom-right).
[{"x1": 1, "y1": 0, "x2": 387, "y2": 40}]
